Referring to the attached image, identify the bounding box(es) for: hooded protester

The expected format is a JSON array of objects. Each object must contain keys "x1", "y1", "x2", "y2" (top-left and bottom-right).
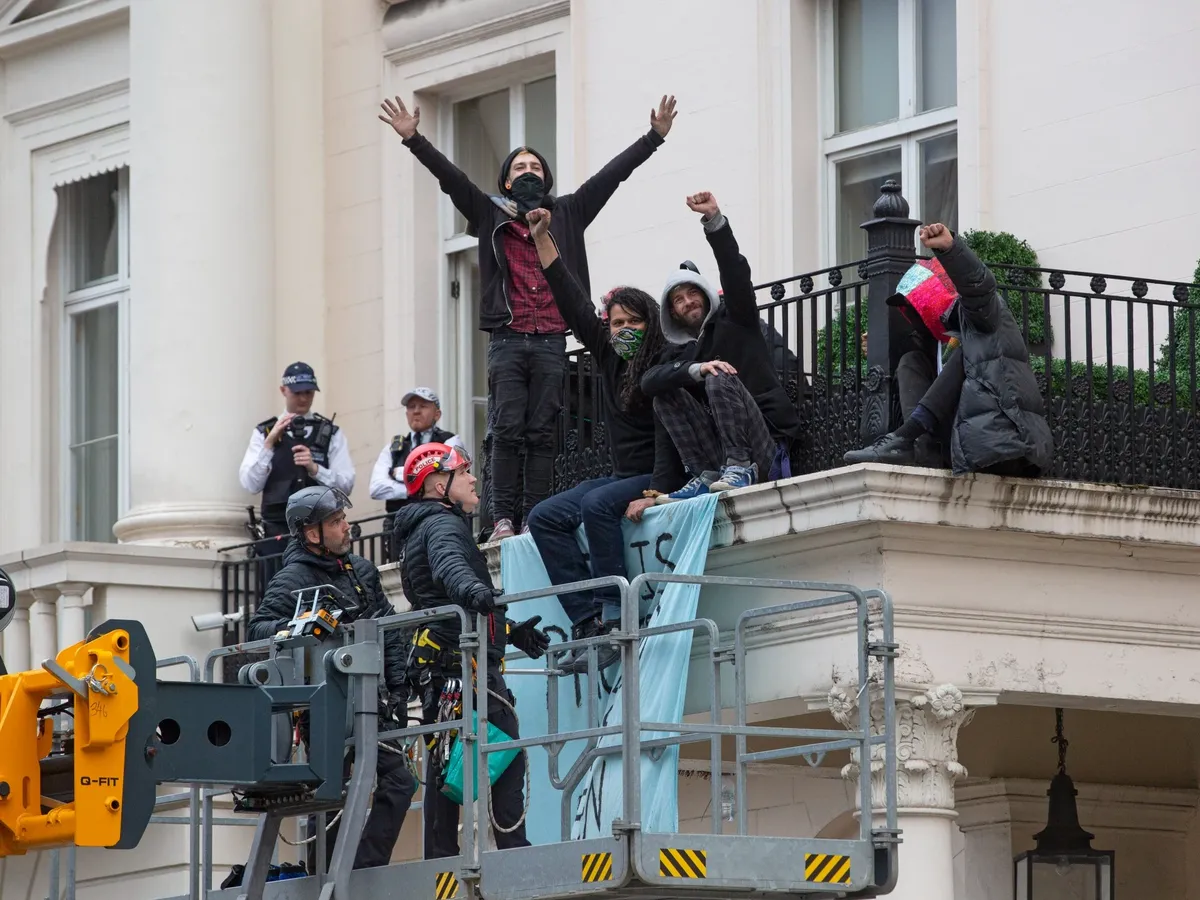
[
  {"x1": 381, "y1": 93, "x2": 678, "y2": 541},
  {"x1": 391, "y1": 443, "x2": 550, "y2": 859},
  {"x1": 843, "y1": 223, "x2": 1053, "y2": 475},
  {"x1": 640, "y1": 193, "x2": 804, "y2": 503},
  {"x1": 521, "y1": 207, "x2": 685, "y2": 671},
  {"x1": 246, "y1": 486, "x2": 415, "y2": 873}
]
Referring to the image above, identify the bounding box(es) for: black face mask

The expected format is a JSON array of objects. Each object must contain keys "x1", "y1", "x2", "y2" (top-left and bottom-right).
[{"x1": 507, "y1": 172, "x2": 546, "y2": 215}]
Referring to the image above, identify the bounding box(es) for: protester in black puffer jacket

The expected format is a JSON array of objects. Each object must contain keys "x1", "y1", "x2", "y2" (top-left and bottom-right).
[
  {"x1": 392, "y1": 443, "x2": 550, "y2": 859},
  {"x1": 245, "y1": 486, "x2": 415, "y2": 873},
  {"x1": 844, "y1": 224, "x2": 1053, "y2": 475}
]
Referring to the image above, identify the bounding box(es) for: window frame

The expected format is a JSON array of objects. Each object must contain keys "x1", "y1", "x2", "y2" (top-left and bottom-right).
[
  {"x1": 59, "y1": 166, "x2": 130, "y2": 542},
  {"x1": 819, "y1": 0, "x2": 958, "y2": 266},
  {"x1": 436, "y1": 67, "x2": 557, "y2": 460}
]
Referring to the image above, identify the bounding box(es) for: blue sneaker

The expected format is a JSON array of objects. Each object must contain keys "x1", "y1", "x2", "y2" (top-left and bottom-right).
[
  {"x1": 655, "y1": 475, "x2": 712, "y2": 505},
  {"x1": 710, "y1": 463, "x2": 757, "y2": 492}
]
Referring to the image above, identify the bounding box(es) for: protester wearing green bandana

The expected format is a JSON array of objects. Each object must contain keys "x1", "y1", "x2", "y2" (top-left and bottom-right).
[{"x1": 522, "y1": 207, "x2": 685, "y2": 672}]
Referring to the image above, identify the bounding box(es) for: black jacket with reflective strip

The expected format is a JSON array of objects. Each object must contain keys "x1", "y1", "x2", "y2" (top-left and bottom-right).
[
  {"x1": 256, "y1": 413, "x2": 337, "y2": 524},
  {"x1": 385, "y1": 427, "x2": 456, "y2": 514}
]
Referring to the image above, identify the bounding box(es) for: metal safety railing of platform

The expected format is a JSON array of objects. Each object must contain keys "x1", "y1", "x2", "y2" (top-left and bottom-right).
[{"x1": 167, "y1": 573, "x2": 897, "y2": 900}]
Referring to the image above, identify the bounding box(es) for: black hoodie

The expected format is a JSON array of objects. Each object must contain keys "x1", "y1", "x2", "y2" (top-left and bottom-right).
[
  {"x1": 246, "y1": 538, "x2": 409, "y2": 693},
  {"x1": 392, "y1": 500, "x2": 506, "y2": 658},
  {"x1": 402, "y1": 128, "x2": 665, "y2": 332}
]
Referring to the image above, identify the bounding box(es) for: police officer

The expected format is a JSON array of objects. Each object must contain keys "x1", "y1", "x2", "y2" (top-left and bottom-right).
[
  {"x1": 368, "y1": 387, "x2": 466, "y2": 557},
  {"x1": 246, "y1": 486, "x2": 416, "y2": 871},
  {"x1": 391, "y1": 443, "x2": 550, "y2": 858},
  {"x1": 239, "y1": 362, "x2": 356, "y2": 538}
]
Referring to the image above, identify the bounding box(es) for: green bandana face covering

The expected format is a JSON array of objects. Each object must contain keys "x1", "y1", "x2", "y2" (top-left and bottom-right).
[{"x1": 612, "y1": 326, "x2": 645, "y2": 360}]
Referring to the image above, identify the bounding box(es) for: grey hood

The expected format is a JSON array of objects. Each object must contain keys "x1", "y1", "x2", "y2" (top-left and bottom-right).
[{"x1": 659, "y1": 269, "x2": 721, "y2": 345}]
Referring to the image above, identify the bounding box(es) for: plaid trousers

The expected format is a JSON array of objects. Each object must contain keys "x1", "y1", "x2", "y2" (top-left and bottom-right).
[{"x1": 652, "y1": 373, "x2": 776, "y2": 478}]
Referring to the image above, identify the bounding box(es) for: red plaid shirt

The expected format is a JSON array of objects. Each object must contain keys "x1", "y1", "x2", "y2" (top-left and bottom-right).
[{"x1": 501, "y1": 221, "x2": 567, "y2": 334}]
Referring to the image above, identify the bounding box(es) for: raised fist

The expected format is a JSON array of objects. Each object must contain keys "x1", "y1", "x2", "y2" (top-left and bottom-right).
[
  {"x1": 526, "y1": 207, "x2": 552, "y2": 240},
  {"x1": 919, "y1": 223, "x2": 953, "y2": 252},
  {"x1": 686, "y1": 192, "x2": 720, "y2": 219}
]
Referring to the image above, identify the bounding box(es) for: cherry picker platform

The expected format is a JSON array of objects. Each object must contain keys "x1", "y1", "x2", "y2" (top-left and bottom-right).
[{"x1": 0, "y1": 569, "x2": 898, "y2": 900}]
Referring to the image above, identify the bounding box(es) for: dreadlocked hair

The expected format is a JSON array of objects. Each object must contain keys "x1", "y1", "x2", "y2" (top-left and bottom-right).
[{"x1": 603, "y1": 286, "x2": 665, "y2": 412}]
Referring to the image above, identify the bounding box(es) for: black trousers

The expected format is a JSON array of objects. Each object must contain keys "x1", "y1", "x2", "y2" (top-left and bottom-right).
[
  {"x1": 306, "y1": 741, "x2": 418, "y2": 872},
  {"x1": 421, "y1": 668, "x2": 529, "y2": 859},
  {"x1": 488, "y1": 332, "x2": 567, "y2": 524}
]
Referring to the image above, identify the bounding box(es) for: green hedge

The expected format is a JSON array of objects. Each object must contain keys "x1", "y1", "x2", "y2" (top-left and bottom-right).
[
  {"x1": 814, "y1": 299, "x2": 867, "y2": 380},
  {"x1": 1028, "y1": 355, "x2": 1192, "y2": 409},
  {"x1": 961, "y1": 229, "x2": 1050, "y2": 347},
  {"x1": 1154, "y1": 256, "x2": 1200, "y2": 383}
]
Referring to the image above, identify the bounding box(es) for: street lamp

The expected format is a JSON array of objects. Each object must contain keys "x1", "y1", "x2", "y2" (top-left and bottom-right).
[{"x1": 1014, "y1": 708, "x2": 1115, "y2": 900}]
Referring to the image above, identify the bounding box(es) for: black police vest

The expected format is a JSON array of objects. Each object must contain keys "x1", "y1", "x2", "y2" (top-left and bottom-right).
[
  {"x1": 257, "y1": 414, "x2": 338, "y2": 524},
  {"x1": 384, "y1": 427, "x2": 456, "y2": 513}
]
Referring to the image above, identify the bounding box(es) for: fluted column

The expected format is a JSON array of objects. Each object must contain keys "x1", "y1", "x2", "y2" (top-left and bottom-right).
[
  {"x1": 115, "y1": 0, "x2": 274, "y2": 546},
  {"x1": 828, "y1": 682, "x2": 975, "y2": 900}
]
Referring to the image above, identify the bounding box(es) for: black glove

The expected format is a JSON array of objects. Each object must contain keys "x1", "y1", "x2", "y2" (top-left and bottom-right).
[
  {"x1": 508, "y1": 615, "x2": 550, "y2": 660},
  {"x1": 383, "y1": 687, "x2": 411, "y2": 726},
  {"x1": 469, "y1": 584, "x2": 500, "y2": 614}
]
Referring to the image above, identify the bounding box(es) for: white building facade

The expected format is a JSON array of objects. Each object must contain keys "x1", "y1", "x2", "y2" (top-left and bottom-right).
[{"x1": 0, "y1": 0, "x2": 1198, "y2": 898}]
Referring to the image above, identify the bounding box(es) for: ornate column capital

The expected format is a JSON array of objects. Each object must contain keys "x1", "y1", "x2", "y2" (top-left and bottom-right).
[
  {"x1": 828, "y1": 683, "x2": 975, "y2": 813},
  {"x1": 55, "y1": 582, "x2": 93, "y2": 607}
]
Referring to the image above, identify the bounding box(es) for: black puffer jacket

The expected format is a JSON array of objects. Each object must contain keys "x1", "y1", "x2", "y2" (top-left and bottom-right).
[
  {"x1": 392, "y1": 501, "x2": 506, "y2": 659},
  {"x1": 934, "y1": 236, "x2": 1054, "y2": 475},
  {"x1": 247, "y1": 539, "x2": 409, "y2": 694}
]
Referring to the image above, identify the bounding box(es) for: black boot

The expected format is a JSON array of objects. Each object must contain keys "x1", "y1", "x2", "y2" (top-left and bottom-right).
[
  {"x1": 913, "y1": 434, "x2": 945, "y2": 469},
  {"x1": 560, "y1": 617, "x2": 620, "y2": 674},
  {"x1": 843, "y1": 432, "x2": 917, "y2": 465}
]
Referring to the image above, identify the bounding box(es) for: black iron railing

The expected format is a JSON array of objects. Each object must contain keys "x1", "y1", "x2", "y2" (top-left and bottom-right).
[{"x1": 551, "y1": 180, "x2": 1200, "y2": 493}]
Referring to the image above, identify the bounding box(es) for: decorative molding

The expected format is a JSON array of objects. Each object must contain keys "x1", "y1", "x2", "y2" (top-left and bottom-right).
[
  {"x1": 5, "y1": 77, "x2": 128, "y2": 126},
  {"x1": 957, "y1": 778, "x2": 1199, "y2": 835},
  {"x1": 0, "y1": 539, "x2": 221, "y2": 594},
  {"x1": 382, "y1": 0, "x2": 569, "y2": 64},
  {"x1": 0, "y1": 0, "x2": 127, "y2": 59},
  {"x1": 829, "y1": 683, "x2": 975, "y2": 813},
  {"x1": 711, "y1": 464, "x2": 1200, "y2": 558}
]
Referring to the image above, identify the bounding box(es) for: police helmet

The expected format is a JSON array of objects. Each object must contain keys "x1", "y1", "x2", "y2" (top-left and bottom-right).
[{"x1": 285, "y1": 486, "x2": 353, "y2": 537}]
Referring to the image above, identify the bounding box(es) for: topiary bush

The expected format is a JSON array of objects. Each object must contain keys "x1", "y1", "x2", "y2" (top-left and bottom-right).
[
  {"x1": 1154, "y1": 256, "x2": 1200, "y2": 386},
  {"x1": 961, "y1": 229, "x2": 1051, "y2": 348}
]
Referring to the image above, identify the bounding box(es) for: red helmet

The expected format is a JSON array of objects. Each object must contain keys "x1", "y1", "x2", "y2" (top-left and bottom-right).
[{"x1": 404, "y1": 442, "x2": 471, "y2": 497}]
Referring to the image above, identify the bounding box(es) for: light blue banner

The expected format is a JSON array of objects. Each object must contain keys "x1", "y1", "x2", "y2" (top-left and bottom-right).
[{"x1": 500, "y1": 494, "x2": 718, "y2": 845}]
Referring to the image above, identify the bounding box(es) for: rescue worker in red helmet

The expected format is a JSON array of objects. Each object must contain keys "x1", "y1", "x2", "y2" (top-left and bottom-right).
[{"x1": 391, "y1": 442, "x2": 550, "y2": 858}]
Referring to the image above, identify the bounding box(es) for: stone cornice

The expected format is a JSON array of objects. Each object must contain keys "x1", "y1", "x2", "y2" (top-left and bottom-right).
[
  {"x1": 382, "y1": 0, "x2": 568, "y2": 63},
  {"x1": 0, "y1": 540, "x2": 220, "y2": 593},
  {"x1": 957, "y1": 778, "x2": 1199, "y2": 834},
  {"x1": 712, "y1": 464, "x2": 1200, "y2": 561},
  {"x1": 0, "y1": 0, "x2": 127, "y2": 59}
]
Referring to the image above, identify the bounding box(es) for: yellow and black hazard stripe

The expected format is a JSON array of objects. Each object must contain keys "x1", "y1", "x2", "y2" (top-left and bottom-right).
[
  {"x1": 658, "y1": 848, "x2": 707, "y2": 879},
  {"x1": 804, "y1": 853, "x2": 851, "y2": 885},
  {"x1": 434, "y1": 870, "x2": 459, "y2": 900},
  {"x1": 581, "y1": 851, "x2": 613, "y2": 882}
]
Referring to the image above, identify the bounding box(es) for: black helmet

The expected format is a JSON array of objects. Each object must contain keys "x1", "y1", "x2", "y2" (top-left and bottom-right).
[{"x1": 285, "y1": 486, "x2": 352, "y2": 537}]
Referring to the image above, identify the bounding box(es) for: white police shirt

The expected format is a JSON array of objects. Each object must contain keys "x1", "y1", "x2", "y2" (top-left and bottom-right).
[
  {"x1": 368, "y1": 430, "x2": 467, "y2": 502},
  {"x1": 238, "y1": 411, "x2": 356, "y2": 497}
]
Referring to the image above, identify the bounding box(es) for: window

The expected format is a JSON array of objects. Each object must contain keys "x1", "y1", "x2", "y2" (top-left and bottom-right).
[
  {"x1": 440, "y1": 73, "x2": 557, "y2": 462},
  {"x1": 823, "y1": 0, "x2": 957, "y2": 264},
  {"x1": 60, "y1": 168, "x2": 128, "y2": 542}
]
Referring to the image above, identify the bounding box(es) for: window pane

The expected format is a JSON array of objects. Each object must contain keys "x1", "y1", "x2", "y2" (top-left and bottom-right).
[
  {"x1": 836, "y1": 0, "x2": 899, "y2": 132},
  {"x1": 70, "y1": 303, "x2": 119, "y2": 542},
  {"x1": 452, "y1": 89, "x2": 510, "y2": 235},
  {"x1": 917, "y1": 0, "x2": 957, "y2": 112},
  {"x1": 523, "y1": 77, "x2": 557, "y2": 188},
  {"x1": 920, "y1": 132, "x2": 958, "y2": 232},
  {"x1": 64, "y1": 171, "x2": 120, "y2": 291},
  {"x1": 836, "y1": 148, "x2": 902, "y2": 264}
]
